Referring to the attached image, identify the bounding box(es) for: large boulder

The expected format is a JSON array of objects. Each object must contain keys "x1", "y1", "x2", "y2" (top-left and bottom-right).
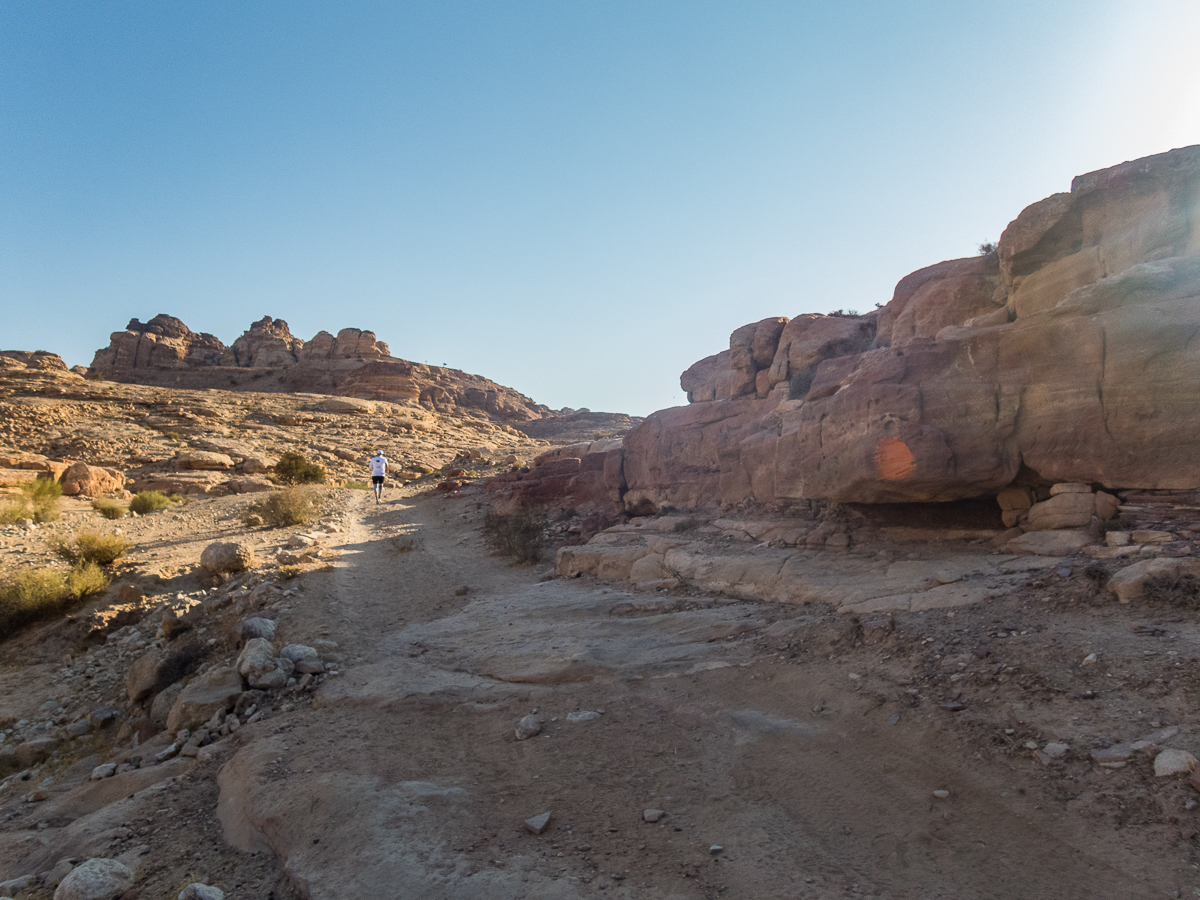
[
  {"x1": 59, "y1": 463, "x2": 126, "y2": 497},
  {"x1": 201, "y1": 541, "x2": 256, "y2": 575},
  {"x1": 125, "y1": 649, "x2": 165, "y2": 703},
  {"x1": 176, "y1": 451, "x2": 235, "y2": 471},
  {"x1": 53, "y1": 857, "x2": 133, "y2": 900},
  {"x1": 166, "y1": 666, "x2": 243, "y2": 734}
]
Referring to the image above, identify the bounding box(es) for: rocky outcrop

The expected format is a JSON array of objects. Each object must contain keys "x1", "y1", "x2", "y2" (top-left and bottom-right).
[
  {"x1": 90, "y1": 316, "x2": 549, "y2": 422},
  {"x1": 617, "y1": 145, "x2": 1200, "y2": 509}
]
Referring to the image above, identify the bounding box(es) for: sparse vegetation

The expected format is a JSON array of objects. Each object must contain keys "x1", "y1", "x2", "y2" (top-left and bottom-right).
[
  {"x1": 0, "y1": 561, "x2": 110, "y2": 634},
  {"x1": 248, "y1": 486, "x2": 323, "y2": 527},
  {"x1": 1142, "y1": 573, "x2": 1200, "y2": 609},
  {"x1": 482, "y1": 510, "x2": 548, "y2": 564},
  {"x1": 391, "y1": 533, "x2": 423, "y2": 553},
  {"x1": 91, "y1": 498, "x2": 126, "y2": 519},
  {"x1": 273, "y1": 450, "x2": 326, "y2": 485},
  {"x1": 51, "y1": 531, "x2": 130, "y2": 567},
  {"x1": 0, "y1": 478, "x2": 62, "y2": 524},
  {"x1": 344, "y1": 480, "x2": 371, "y2": 491},
  {"x1": 978, "y1": 241, "x2": 998, "y2": 255},
  {"x1": 129, "y1": 490, "x2": 176, "y2": 515},
  {"x1": 672, "y1": 517, "x2": 701, "y2": 533}
]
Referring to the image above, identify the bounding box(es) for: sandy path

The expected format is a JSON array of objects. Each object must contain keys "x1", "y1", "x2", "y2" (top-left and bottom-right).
[{"x1": 213, "y1": 489, "x2": 1181, "y2": 899}]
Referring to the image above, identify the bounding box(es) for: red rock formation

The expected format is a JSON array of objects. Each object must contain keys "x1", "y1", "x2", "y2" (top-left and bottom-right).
[
  {"x1": 90, "y1": 317, "x2": 549, "y2": 422},
  {"x1": 614, "y1": 144, "x2": 1200, "y2": 510}
]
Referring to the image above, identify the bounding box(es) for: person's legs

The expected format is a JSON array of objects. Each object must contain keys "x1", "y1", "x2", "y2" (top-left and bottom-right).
[{"x1": 372, "y1": 475, "x2": 384, "y2": 502}]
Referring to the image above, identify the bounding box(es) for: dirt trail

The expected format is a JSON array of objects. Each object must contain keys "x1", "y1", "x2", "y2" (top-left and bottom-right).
[{"x1": 209, "y1": 490, "x2": 1182, "y2": 900}]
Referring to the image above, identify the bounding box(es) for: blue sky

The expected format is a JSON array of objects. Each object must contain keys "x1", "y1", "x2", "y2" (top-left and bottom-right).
[{"x1": 2, "y1": 2, "x2": 1198, "y2": 416}]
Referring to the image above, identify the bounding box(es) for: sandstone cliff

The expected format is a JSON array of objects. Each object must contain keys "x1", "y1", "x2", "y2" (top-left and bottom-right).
[
  {"x1": 626, "y1": 144, "x2": 1200, "y2": 508},
  {"x1": 488, "y1": 145, "x2": 1200, "y2": 517},
  {"x1": 89, "y1": 315, "x2": 550, "y2": 421}
]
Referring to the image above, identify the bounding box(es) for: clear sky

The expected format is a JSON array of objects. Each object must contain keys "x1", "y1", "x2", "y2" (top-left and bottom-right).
[{"x1": 2, "y1": 2, "x2": 1198, "y2": 416}]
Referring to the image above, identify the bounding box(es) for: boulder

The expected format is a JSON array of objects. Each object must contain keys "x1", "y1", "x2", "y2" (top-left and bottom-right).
[
  {"x1": 237, "y1": 638, "x2": 294, "y2": 689},
  {"x1": 1107, "y1": 558, "x2": 1200, "y2": 603},
  {"x1": 59, "y1": 463, "x2": 125, "y2": 497},
  {"x1": 1024, "y1": 492, "x2": 1097, "y2": 531},
  {"x1": 1005, "y1": 530, "x2": 1092, "y2": 556},
  {"x1": 176, "y1": 451, "x2": 235, "y2": 471},
  {"x1": 125, "y1": 649, "x2": 165, "y2": 702},
  {"x1": 201, "y1": 541, "x2": 255, "y2": 575},
  {"x1": 149, "y1": 681, "x2": 184, "y2": 726},
  {"x1": 167, "y1": 666, "x2": 243, "y2": 734},
  {"x1": 236, "y1": 617, "x2": 277, "y2": 643},
  {"x1": 52, "y1": 858, "x2": 133, "y2": 900}
]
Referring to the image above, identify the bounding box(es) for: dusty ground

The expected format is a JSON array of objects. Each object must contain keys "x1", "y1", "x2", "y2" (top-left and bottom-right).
[{"x1": 1, "y1": 475, "x2": 1199, "y2": 898}]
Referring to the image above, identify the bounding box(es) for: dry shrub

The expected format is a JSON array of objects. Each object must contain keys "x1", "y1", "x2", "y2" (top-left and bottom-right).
[
  {"x1": 672, "y1": 517, "x2": 700, "y2": 533},
  {"x1": 482, "y1": 510, "x2": 548, "y2": 564},
  {"x1": 273, "y1": 451, "x2": 326, "y2": 485},
  {"x1": 0, "y1": 562, "x2": 109, "y2": 633},
  {"x1": 248, "y1": 486, "x2": 322, "y2": 528},
  {"x1": 91, "y1": 498, "x2": 125, "y2": 520},
  {"x1": 1142, "y1": 574, "x2": 1200, "y2": 609},
  {"x1": 51, "y1": 531, "x2": 130, "y2": 567},
  {"x1": 129, "y1": 490, "x2": 175, "y2": 515},
  {"x1": 0, "y1": 479, "x2": 62, "y2": 524}
]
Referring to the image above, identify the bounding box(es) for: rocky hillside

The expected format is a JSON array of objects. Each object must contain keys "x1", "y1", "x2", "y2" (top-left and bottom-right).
[{"x1": 88, "y1": 314, "x2": 552, "y2": 422}]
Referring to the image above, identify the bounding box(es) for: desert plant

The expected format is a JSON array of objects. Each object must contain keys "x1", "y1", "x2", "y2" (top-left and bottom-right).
[
  {"x1": 51, "y1": 531, "x2": 129, "y2": 567},
  {"x1": 978, "y1": 241, "x2": 998, "y2": 255},
  {"x1": 248, "y1": 486, "x2": 322, "y2": 528},
  {"x1": 66, "y1": 561, "x2": 110, "y2": 598},
  {"x1": 273, "y1": 451, "x2": 326, "y2": 485},
  {"x1": 1142, "y1": 573, "x2": 1200, "y2": 609},
  {"x1": 344, "y1": 480, "x2": 371, "y2": 491},
  {"x1": 0, "y1": 502, "x2": 26, "y2": 525},
  {"x1": 24, "y1": 478, "x2": 62, "y2": 523},
  {"x1": 672, "y1": 517, "x2": 700, "y2": 533},
  {"x1": 91, "y1": 498, "x2": 125, "y2": 520},
  {"x1": 482, "y1": 510, "x2": 548, "y2": 564},
  {"x1": 164, "y1": 432, "x2": 182, "y2": 442},
  {"x1": 129, "y1": 490, "x2": 175, "y2": 515}
]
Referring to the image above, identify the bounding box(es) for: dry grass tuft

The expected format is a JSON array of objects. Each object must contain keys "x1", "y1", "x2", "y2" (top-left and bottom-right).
[
  {"x1": 129, "y1": 490, "x2": 176, "y2": 515},
  {"x1": 91, "y1": 498, "x2": 126, "y2": 520},
  {"x1": 482, "y1": 510, "x2": 548, "y2": 565},
  {"x1": 248, "y1": 486, "x2": 323, "y2": 528},
  {"x1": 51, "y1": 531, "x2": 130, "y2": 567}
]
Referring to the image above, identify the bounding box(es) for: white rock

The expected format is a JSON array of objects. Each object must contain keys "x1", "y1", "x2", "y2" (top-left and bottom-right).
[
  {"x1": 53, "y1": 858, "x2": 134, "y2": 900},
  {"x1": 642, "y1": 808, "x2": 664, "y2": 823},
  {"x1": 179, "y1": 884, "x2": 226, "y2": 900},
  {"x1": 1081, "y1": 653, "x2": 1097, "y2": 665},
  {"x1": 1153, "y1": 749, "x2": 1197, "y2": 777},
  {"x1": 932, "y1": 790, "x2": 950, "y2": 799},
  {"x1": 514, "y1": 715, "x2": 541, "y2": 741},
  {"x1": 89, "y1": 763, "x2": 116, "y2": 781},
  {"x1": 566, "y1": 710, "x2": 601, "y2": 723}
]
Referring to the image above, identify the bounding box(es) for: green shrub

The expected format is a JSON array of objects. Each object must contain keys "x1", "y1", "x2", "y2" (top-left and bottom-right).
[
  {"x1": 0, "y1": 562, "x2": 109, "y2": 633},
  {"x1": 91, "y1": 498, "x2": 125, "y2": 520},
  {"x1": 273, "y1": 451, "x2": 326, "y2": 485},
  {"x1": 0, "y1": 502, "x2": 25, "y2": 525},
  {"x1": 978, "y1": 241, "x2": 998, "y2": 255},
  {"x1": 164, "y1": 432, "x2": 182, "y2": 442},
  {"x1": 248, "y1": 486, "x2": 322, "y2": 528},
  {"x1": 23, "y1": 478, "x2": 61, "y2": 523},
  {"x1": 482, "y1": 510, "x2": 548, "y2": 564},
  {"x1": 51, "y1": 531, "x2": 129, "y2": 567},
  {"x1": 66, "y1": 561, "x2": 110, "y2": 598},
  {"x1": 129, "y1": 490, "x2": 175, "y2": 515}
]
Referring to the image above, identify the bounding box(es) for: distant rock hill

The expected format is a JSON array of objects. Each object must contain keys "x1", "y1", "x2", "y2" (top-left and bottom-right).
[{"x1": 89, "y1": 315, "x2": 550, "y2": 422}]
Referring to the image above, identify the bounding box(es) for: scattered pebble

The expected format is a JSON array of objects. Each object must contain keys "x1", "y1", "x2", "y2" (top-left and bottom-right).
[
  {"x1": 524, "y1": 812, "x2": 552, "y2": 835},
  {"x1": 933, "y1": 790, "x2": 950, "y2": 799},
  {"x1": 642, "y1": 808, "x2": 665, "y2": 823}
]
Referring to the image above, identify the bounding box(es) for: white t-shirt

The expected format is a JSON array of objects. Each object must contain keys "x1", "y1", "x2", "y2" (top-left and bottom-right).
[{"x1": 369, "y1": 455, "x2": 388, "y2": 476}]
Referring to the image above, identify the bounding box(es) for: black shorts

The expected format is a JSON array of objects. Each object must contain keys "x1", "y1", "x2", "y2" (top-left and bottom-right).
[{"x1": 372, "y1": 475, "x2": 385, "y2": 485}]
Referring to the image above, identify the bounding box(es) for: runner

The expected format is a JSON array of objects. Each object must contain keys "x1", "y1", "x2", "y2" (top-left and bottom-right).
[{"x1": 368, "y1": 450, "x2": 389, "y2": 503}]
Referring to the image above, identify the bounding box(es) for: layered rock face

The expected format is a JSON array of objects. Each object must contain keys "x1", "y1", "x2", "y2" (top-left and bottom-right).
[
  {"x1": 90, "y1": 315, "x2": 547, "y2": 421},
  {"x1": 619, "y1": 145, "x2": 1200, "y2": 509}
]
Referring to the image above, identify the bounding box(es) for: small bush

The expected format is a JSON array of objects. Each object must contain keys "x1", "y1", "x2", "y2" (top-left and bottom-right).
[
  {"x1": 0, "y1": 502, "x2": 26, "y2": 525},
  {"x1": 0, "y1": 562, "x2": 109, "y2": 633},
  {"x1": 248, "y1": 486, "x2": 322, "y2": 528},
  {"x1": 788, "y1": 371, "x2": 815, "y2": 399},
  {"x1": 129, "y1": 491, "x2": 175, "y2": 515},
  {"x1": 91, "y1": 498, "x2": 125, "y2": 520},
  {"x1": 24, "y1": 479, "x2": 61, "y2": 523},
  {"x1": 978, "y1": 241, "x2": 998, "y2": 255},
  {"x1": 1142, "y1": 573, "x2": 1200, "y2": 609},
  {"x1": 273, "y1": 451, "x2": 326, "y2": 485},
  {"x1": 52, "y1": 531, "x2": 129, "y2": 567},
  {"x1": 672, "y1": 517, "x2": 700, "y2": 533},
  {"x1": 391, "y1": 533, "x2": 423, "y2": 553},
  {"x1": 66, "y1": 561, "x2": 110, "y2": 598},
  {"x1": 483, "y1": 510, "x2": 548, "y2": 564}
]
